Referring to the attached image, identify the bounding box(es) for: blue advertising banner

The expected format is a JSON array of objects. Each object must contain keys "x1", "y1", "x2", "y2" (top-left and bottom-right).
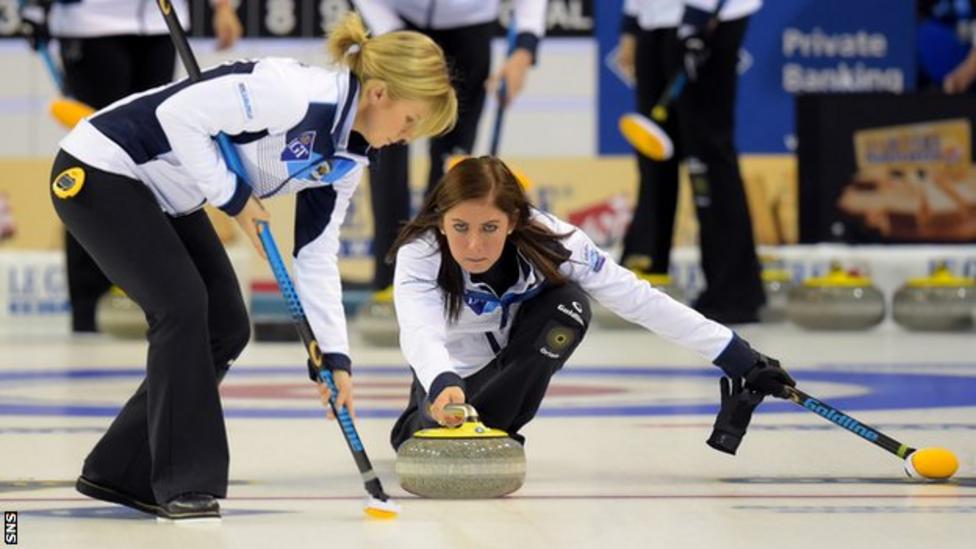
[{"x1": 597, "y1": 0, "x2": 917, "y2": 155}]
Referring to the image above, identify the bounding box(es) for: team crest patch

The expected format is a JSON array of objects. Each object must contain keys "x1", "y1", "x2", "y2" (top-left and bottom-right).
[
  {"x1": 52, "y1": 167, "x2": 86, "y2": 199},
  {"x1": 281, "y1": 131, "x2": 316, "y2": 162},
  {"x1": 314, "y1": 161, "x2": 331, "y2": 180}
]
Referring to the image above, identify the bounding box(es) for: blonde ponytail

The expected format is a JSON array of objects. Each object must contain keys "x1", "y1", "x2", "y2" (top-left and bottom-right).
[
  {"x1": 326, "y1": 12, "x2": 370, "y2": 75},
  {"x1": 326, "y1": 12, "x2": 457, "y2": 140}
]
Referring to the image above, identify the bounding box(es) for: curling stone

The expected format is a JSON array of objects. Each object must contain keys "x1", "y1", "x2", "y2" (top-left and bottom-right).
[
  {"x1": 95, "y1": 286, "x2": 148, "y2": 339},
  {"x1": 786, "y1": 264, "x2": 885, "y2": 330},
  {"x1": 395, "y1": 404, "x2": 526, "y2": 499},
  {"x1": 594, "y1": 271, "x2": 685, "y2": 329},
  {"x1": 892, "y1": 263, "x2": 976, "y2": 332},
  {"x1": 759, "y1": 257, "x2": 792, "y2": 323},
  {"x1": 354, "y1": 286, "x2": 398, "y2": 346}
]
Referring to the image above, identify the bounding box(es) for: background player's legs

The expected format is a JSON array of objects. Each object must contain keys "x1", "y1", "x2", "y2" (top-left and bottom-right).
[
  {"x1": 129, "y1": 34, "x2": 177, "y2": 92},
  {"x1": 368, "y1": 144, "x2": 410, "y2": 290},
  {"x1": 63, "y1": 232, "x2": 110, "y2": 332},
  {"x1": 621, "y1": 28, "x2": 682, "y2": 275},
  {"x1": 59, "y1": 36, "x2": 134, "y2": 108},
  {"x1": 677, "y1": 17, "x2": 764, "y2": 322},
  {"x1": 425, "y1": 22, "x2": 494, "y2": 190},
  {"x1": 368, "y1": 22, "x2": 494, "y2": 290}
]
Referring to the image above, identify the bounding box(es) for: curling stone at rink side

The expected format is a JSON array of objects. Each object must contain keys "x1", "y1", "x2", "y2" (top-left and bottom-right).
[
  {"x1": 892, "y1": 263, "x2": 976, "y2": 331},
  {"x1": 594, "y1": 271, "x2": 685, "y2": 329},
  {"x1": 354, "y1": 285, "x2": 399, "y2": 346},
  {"x1": 786, "y1": 264, "x2": 885, "y2": 330},
  {"x1": 396, "y1": 404, "x2": 526, "y2": 499},
  {"x1": 95, "y1": 285, "x2": 148, "y2": 339},
  {"x1": 758, "y1": 256, "x2": 792, "y2": 323}
]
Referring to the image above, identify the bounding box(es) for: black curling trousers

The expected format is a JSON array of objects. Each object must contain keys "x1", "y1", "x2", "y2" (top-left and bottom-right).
[
  {"x1": 677, "y1": 16, "x2": 765, "y2": 318},
  {"x1": 620, "y1": 27, "x2": 683, "y2": 274},
  {"x1": 49, "y1": 151, "x2": 250, "y2": 504},
  {"x1": 368, "y1": 22, "x2": 495, "y2": 290},
  {"x1": 391, "y1": 283, "x2": 591, "y2": 450}
]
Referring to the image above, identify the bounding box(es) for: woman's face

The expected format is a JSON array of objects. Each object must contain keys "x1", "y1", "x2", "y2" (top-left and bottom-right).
[
  {"x1": 354, "y1": 83, "x2": 429, "y2": 148},
  {"x1": 441, "y1": 197, "x2": 513, "y2": 274}
]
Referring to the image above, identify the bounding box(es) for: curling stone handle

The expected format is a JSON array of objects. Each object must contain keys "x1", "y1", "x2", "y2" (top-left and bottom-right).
[{"x1": 443, "y1": 403, "x2": 480, "y2": 426}]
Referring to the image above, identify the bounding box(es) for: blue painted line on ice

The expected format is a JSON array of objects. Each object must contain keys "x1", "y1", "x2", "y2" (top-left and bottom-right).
[{"x1": 0, "y1": 366, "x2": 974, "y2": 419}]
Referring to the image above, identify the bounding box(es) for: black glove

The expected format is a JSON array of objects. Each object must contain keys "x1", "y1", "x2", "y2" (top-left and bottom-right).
[
  {"x1": 19, "y1": 2, "x2": 51, "y2": 51},
  {"x1": 744, "y1": 353, "x2": 795, "y2": 397},
  {"x1": 707, "y1": 376, "x2": 764, "y2": 455}
]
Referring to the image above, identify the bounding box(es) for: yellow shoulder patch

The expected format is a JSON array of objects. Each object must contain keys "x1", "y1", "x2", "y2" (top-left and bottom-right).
[{"x1": 52, "y1": 167, "x2": 86, "y2": 199}]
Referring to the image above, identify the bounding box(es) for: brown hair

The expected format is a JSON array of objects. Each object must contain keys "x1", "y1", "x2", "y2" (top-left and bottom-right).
[
  {"x1": 390, "y1": 156, "x2": 572, "y2": 321},
  {"x1": 326, "y1": 12, "x2": 457, "y2": 139}
]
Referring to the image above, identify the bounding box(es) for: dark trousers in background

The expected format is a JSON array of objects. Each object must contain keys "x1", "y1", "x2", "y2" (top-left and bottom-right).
[
  {"x1": 390, "y1": 283, "x2": 591, "y2": 449},
  {"x1": 620, "y1": 27, "x2": 683, "y2": 274},
  {"x1": 58, "y1": 35, "x2": 176, "y2": 331},
  {"x1": 677, "y1": 16, "x2": 765, "y2": 319},
  {"x1": 50, "y1": 151, "x2": 249, "y2": 503},
  {"x1": 368, "y1": 22, "x2": 495, "y2": 289}
]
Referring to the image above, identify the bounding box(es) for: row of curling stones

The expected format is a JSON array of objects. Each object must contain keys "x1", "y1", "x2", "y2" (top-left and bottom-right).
[
  {"x1": 787, "y1": 262, "x2": 976, "y2": 331},
  {"x1": 786, "y1": 263, "x2": 885, "y2": 330},
  {"x1": 95, "y1": 286, "x2": 148, "y2": 339},
  {"x1": 354, "y1": 285, "x2": 399, "y2": 346},
  {"x1": 395, "y1": 404, "x2": 527, "y2": 499},
  {"x1": 892, "y1": 263, "x2": 976, "y2": 331}
]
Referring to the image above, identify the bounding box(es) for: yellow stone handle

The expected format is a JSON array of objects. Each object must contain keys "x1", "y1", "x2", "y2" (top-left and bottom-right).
[{"x1": 443, "y1": 403, "x2": 479, "y2": 427}]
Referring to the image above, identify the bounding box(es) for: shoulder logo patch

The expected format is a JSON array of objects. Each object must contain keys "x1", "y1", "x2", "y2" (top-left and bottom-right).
[
  {"x1": 236, "y1": 82, "x2": 254, "y2": 120},
  {"x1": 281, "y1": 131, "x2": 316, "y2": 162}
]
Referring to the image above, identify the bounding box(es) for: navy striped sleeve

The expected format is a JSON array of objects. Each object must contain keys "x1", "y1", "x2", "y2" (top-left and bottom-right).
[{"x1": 428, "y1": 372, "x2": 466, "y2": 403}]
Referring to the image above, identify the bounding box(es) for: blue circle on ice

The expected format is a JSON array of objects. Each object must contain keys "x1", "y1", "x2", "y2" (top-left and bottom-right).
[{"x1": 0, "y1": 365, "x2": 974, "y2": 418}]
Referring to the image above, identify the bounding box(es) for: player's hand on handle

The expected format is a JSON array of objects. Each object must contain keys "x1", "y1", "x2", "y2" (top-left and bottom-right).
[
  {"x1": 707, "y1": 376, "x2": 764, "y2": 455},
  {"x1": 429, "y1": 386, "x2": 466, "y2": 427},
  {"x1": 316, "y1": 370, "x2": 355, "y2": 420},
  {"x1": 233, "y1": 196, "x2": 270, "y2": 259},
  {"x1": 486, "y1": 49, "x2": 533, "y2": 106},
  {"x1": 616, "y1": 34, "x2": 636, "y2": 83},
  {"x1": 744, "y1": 354, "x2": 795, "y2": 398}
]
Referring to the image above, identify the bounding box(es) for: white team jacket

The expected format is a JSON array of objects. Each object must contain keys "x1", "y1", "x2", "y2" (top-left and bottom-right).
[
  {"x1": 48, "y1": 0, "x2": 190, "y2": 38},
  {"x1": 622, "y1": 0, "x2": 762, "y2": 31},
  {"x1": 60, "y1": 57, "x2": 368, "y2": 369},
  {"x1": 352, "y1": 0, "x2": 546, "y2": 36},
  {"x1": 394, "y1": 209, "x2": 751, "y2": 393}
]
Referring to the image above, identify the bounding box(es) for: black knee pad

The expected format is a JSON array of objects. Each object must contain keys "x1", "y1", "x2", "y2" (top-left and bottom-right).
[{"x1": 518, "y1": 284, "x2": 590, "y2": 369}]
